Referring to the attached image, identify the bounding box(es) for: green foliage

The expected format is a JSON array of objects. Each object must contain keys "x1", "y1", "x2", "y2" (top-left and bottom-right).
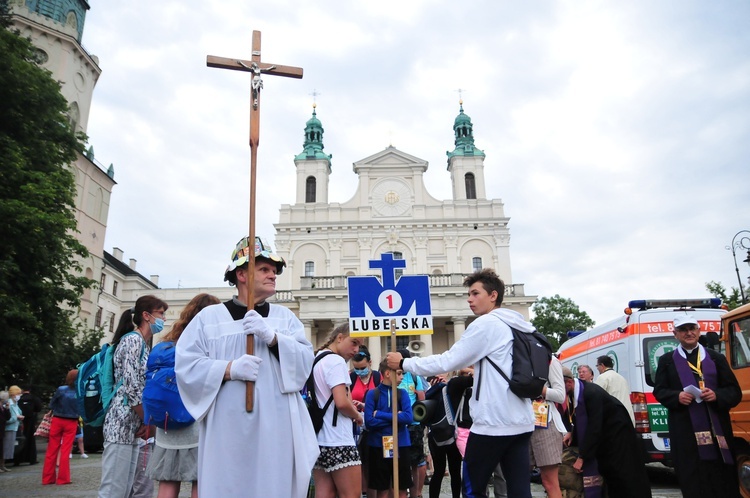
[
  {"x1": 0, "y1": 25, "x2": 94, "y2": 389},
  {"x1": 705, "y1": 281, "x2": 745, "y2": 311},
  {"x1": 532, "y1": 294, "x2": 596, "y2": 350}
]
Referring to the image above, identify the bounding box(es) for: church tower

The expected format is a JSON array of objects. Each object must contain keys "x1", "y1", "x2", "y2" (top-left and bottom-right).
[
  {"x1": 9, "y1": 0, "x2": 116, "y2": 331},
  {"x1": 9, "y1": 0, "x2": 100, "y2": 135},
  {"x1": 294, "y1": 104, "x2": 332, "y2": 204},
  {"x1": 446, "y1": 101, "x2": 487, "y2": 201}
]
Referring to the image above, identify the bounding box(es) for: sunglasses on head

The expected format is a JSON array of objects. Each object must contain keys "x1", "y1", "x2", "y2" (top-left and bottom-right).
[{"x1": 353, "y1": 352, "x2": 370, "y2": 361}]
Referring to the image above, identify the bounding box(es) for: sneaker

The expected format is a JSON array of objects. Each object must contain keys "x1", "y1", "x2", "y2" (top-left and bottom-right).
[{"x1": 80, "y1": 454, "x2": 88, "y2": 459}]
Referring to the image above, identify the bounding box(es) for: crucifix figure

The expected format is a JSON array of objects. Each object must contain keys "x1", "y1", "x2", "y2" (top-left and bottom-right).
[{"x1": 207, "y1": 30, "x2": 303, "y2": 412}]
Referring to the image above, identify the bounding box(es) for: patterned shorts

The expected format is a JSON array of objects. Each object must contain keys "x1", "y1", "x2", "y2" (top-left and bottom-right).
[{"x1": 313, "y1": 445, "x2": 361, "y2": 473}]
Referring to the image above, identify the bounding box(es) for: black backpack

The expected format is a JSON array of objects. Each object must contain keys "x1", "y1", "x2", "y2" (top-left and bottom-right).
[
  {"x1": 304, "y1": 351, "x2": 339, "y2": 434},
  {"x1": 479, "y1": 328, "x2": 553, "y2": 399},
  {"x1": 422, "y1": 385, "x2": 456, "y2": 446}
]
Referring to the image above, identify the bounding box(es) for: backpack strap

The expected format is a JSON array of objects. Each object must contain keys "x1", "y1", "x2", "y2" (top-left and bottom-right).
[
  {"x1": 474, "y1": 328, "x2": 518, "y2": 401},
  {"x1": 311, "y1": 351, "x2": 339, "y2": 427}
]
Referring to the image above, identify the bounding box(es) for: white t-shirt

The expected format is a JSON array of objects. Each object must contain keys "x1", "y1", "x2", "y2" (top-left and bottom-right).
[{"x1": 313, "y1": 350, "x2": 354, "y2": 447}]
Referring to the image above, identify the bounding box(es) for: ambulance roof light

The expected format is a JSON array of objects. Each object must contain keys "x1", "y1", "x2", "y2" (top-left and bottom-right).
[
  {"x1": 627, "y1": 298, "x2": 722, "y2": 310},
  {"x1": 567, "y1": 330, "x2": 585, "y2": 339}
]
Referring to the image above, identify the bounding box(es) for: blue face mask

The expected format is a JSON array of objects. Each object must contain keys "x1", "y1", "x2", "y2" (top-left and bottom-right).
[
  {"x1": 150, "y1": 317, "x2": 165, "y2": 334},
  {"x1": 354, "y1": 367, "x2": 370, "y2": 377}
]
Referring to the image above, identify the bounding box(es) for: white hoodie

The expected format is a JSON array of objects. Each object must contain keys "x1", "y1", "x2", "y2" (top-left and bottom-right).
[{"x1": 403, "y1": 308, "x2": 535, "y2": 436}]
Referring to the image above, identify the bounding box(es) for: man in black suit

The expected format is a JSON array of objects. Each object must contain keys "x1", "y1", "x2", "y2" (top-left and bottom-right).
[
  {"x1": 14, "y1": 386, "x2": 43, "y2": 466},
  {"x1": 564, "y1": 372, "x2": 651, "y2": 497}
]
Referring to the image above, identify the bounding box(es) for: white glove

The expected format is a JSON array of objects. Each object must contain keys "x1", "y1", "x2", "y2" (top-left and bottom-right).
[
  {"x1": 230, "y1": 355, "x2": 263, "y2": 382},
  {"x1": 243, "y1": 310, "x2": 276, "y2": 345}
]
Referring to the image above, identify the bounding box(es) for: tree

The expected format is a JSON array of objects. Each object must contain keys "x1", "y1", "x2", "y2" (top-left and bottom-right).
[
  {"x1": 0, "y1": 19, "x2": 95, "y2": 389},
  {"x1": 705, "y1": 281, "x2": 745, "y2": 311},
  {"x1": 532, "y1": 295, "x2": 595, "y2": 349}
]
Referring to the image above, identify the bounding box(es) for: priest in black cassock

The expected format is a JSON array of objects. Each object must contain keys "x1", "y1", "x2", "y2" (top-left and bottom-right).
[
  {"x1": 654, "y1": 314, "x2": 741, "y2": 498},
  {"x1": 564, "y1": 372, "x2": 652, "y2": 498}
]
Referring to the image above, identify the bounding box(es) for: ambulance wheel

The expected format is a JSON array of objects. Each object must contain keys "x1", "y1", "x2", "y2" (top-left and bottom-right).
[{"x1": 736, "y1": 442, "x2": 750, "y2": 498}]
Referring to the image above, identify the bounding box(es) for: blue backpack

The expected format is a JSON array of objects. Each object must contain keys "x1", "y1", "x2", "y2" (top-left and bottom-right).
[
  {"x1": 76, "y1": 331, "x2": 143, "y2": 426},
  {"x1": 142, "y1": 341, "x2": 194, "y2": 430}
]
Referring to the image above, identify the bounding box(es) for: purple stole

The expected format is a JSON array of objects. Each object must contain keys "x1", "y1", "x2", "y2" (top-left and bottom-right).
[
  {"x1": 575, "y1": 380, "x2": 604, "y2": 498},
  {"x1": 672, "y1": 347, "x2": 733, "y2": 464}
]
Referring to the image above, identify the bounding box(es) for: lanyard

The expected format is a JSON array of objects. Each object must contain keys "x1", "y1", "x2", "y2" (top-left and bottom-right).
[{"x1": 686, "y1": 349, "x2": 705, "y2": 389}]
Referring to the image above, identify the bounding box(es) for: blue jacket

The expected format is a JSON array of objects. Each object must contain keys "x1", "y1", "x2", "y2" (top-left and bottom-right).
[
  {"x1": 5, "y1": 402, "x2": 22, "y2": 432},
  {"x1": 364, "y1": 382, "x2": 413, "y2": 448},
  {"x1": 49, "y1": 386, "x2": 79, "y2": 419}
]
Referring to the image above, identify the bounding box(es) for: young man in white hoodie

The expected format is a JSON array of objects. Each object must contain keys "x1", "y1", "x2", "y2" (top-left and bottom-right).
[{"x1": 386, "y1": 269, "x2": 535, "y2": 498}]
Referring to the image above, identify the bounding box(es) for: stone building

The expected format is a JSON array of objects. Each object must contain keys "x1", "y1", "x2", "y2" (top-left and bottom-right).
[
  {"x1": 113, "y1": 103, "x2": 535, "y2": 359},
  {"x1": 9, "y1": 0, "x2": 117, "y2": 328}
]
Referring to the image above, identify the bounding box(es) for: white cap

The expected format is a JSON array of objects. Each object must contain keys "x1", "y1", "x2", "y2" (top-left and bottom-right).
[{"x1": 674, "y1": 314, "x2": 699, "y2": 329}]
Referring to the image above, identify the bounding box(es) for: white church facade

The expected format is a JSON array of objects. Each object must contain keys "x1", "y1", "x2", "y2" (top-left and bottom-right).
[{"x1": 107, "y1": 103, "x2": 535, "y2": 361}]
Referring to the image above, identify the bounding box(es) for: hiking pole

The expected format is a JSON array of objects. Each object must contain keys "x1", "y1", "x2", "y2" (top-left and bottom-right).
[{"x1": 390, "y1": 318, "x2": 399, "y2": 493}]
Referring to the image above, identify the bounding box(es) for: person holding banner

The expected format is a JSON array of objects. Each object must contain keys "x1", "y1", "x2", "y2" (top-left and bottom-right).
[
  {"x1": 386, "y1": 269, "x2": 536, "y2": 498},
  {"x1": 175, "y1": 237, "x2": 319, "y2": 497}
]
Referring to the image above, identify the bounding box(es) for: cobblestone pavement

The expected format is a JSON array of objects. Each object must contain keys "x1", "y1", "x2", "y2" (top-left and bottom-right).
[
  {"x1": 0, "y1": 448, "x2": 544, "y2": 498},
  {"x1": 0, "y1": 439, "x2": 681, "y2": 497}
]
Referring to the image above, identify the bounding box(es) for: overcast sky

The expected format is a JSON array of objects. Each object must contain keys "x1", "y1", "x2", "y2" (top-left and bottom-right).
[{"x1": 81, "y1": 1, "x2": 750, "y2": 324}]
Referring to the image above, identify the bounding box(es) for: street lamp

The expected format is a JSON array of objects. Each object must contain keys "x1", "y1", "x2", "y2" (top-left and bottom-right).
[{"x1": 728, "y1": 230, "x2": 750, "y2": 304}]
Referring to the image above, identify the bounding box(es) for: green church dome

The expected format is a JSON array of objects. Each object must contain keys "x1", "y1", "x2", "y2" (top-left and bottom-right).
[{"x1": 295, "y1": 104, "x2": 332, "y2": 162}]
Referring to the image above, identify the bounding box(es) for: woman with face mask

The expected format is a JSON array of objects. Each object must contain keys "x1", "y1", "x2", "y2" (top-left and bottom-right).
[
  {"x1": 348, "y1": 347, "x2": 380, "y2": 497},
  {"x1": 2, "y1": 387, "x2": 24, "y2": 472},
  {"x1": 98, "y1": 294, "x2": 168, "y2": 498}
]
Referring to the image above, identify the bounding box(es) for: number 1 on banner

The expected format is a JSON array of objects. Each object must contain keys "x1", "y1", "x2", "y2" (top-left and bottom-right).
[{"x1": 378, "y1": 290, "x2": 402, "y2": 314}]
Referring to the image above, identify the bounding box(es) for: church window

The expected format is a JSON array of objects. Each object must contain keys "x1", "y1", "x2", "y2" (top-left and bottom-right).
[
  {"x1": 66, "y1": 11, "x2": 78, "y2": 31},
  {"x1": 306, "y1": 176, "x2": 316, "y2": 203},
  {"x1": 472, "y1": 257, "x2": 482, "y2": 272},
  {"x1": 305, "y1": 261, "x2": 315, "y2": 277},
  {"x1": 386, "y1": 336, "x2": 410, "y2": 352},
  {"x1": 112, "y1": 280, "x2": 118, "y2": 296},
  {"x1": 100, "y1": 273, "x2": 106, "y2": 289},
  {"x1": 68, "y1": 102, "x2": 80, "y2": 132},
  {"x1": 465, "y1": 173, "x2": 476, "y2": 199},
  {"x1": 393, "y1": 251, "x2": 403, "y2": 280},
  {"x1": 95, "y1": 307, "x2": 102, "y2": 327},
  {"x1": 109, "y1": 314, "x2": 115, "y2": 333}
]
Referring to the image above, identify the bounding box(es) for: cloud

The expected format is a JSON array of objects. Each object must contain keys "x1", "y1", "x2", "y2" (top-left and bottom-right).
[{"x1": 82, "y1": 0, "x2": 750, "y2": 324}]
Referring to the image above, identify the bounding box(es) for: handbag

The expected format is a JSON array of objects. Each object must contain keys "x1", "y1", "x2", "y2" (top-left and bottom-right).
[{"x1": 34, "y1": 411, "x2": 52, "y2": 438}]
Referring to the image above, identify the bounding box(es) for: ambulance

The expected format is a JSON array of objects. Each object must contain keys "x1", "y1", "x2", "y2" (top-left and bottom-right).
[{"x1": 556, "y1": 298, "x2": 726, "y2": 466}]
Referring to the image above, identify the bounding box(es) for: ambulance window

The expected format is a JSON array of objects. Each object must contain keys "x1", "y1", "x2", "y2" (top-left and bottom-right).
[
  {"x1": 642, "y1": 336, "x2": 679, "y2": 387},
  {"x1": 729, "y1": 317, "x2": 750, "y2": 369}
]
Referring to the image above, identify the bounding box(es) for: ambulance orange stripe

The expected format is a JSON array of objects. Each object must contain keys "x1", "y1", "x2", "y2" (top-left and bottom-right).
[{"x1": 557, "y1": 320, "x2": 720, "y2": 360}]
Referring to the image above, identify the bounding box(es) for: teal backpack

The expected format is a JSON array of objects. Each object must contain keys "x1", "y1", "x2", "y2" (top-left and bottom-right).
[{"x1": 76, "y1": 332, "x2": 144, "y2": 426}]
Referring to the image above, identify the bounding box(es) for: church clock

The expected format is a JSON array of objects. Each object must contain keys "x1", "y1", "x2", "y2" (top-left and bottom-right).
[{"x1": 371, "y1": 179, "x2": 411, "y2": 217}]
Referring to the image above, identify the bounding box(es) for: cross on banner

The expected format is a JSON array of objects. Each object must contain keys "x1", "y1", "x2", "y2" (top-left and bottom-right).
[{"x1": 207, "y1": 30, "x2": 303, "y2": 412}]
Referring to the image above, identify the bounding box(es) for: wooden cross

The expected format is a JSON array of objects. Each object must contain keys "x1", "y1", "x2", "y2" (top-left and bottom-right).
[{"x1": 207, "y1": 30, "x2": 303, "y2": 412}]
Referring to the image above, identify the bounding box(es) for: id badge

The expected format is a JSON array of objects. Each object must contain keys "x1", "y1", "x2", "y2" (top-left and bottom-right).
[
  {"x1": 382, "y1": 436, "x2": 394, "y2": 459},
  {"x1": 533, "y1": 400, "x2": 550, "y2": 429},
  {"x1": 698, "y1": 380, "x2": 705, "y2": 390}
]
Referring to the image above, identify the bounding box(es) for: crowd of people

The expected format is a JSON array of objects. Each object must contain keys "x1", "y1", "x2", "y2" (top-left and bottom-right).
[{"x1": 1, "y1": 237, "x2": 744, "y2": 498}]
